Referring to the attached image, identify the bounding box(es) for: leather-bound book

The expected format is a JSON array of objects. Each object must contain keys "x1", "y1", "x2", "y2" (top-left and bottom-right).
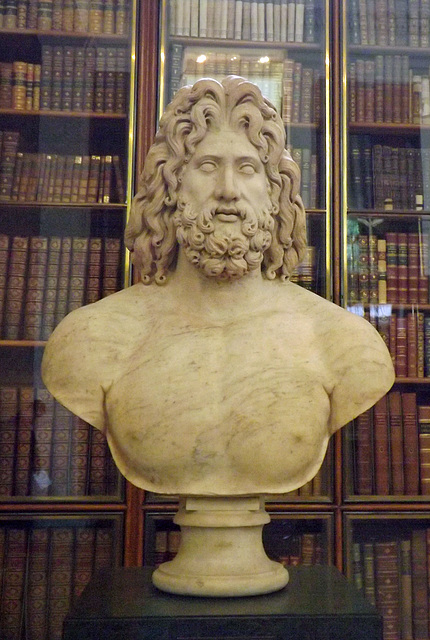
[
  {"x1": 401, "y1": 392, "x2": 419, "y2": 495},
  {"x1": 373, "y1": 395, "x2": 390, "y2": 495},
  {"x1": 388, "y1": 390, "x2": 404, "y2": 495},
  {"x1": 375, "y1": 540, "x2": 401, "y2": 640}
]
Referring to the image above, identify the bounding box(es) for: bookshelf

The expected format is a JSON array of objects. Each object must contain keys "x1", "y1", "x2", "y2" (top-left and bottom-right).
[
  {"x1": 0, "y1": 0, "x2": 138, "y2": 635},
  {"x1": 4, "y1": 1, "x2": 430, "y2": 639}
]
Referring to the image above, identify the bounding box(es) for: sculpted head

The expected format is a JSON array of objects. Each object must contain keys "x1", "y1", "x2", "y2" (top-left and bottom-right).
[{"x1": 125, "y1": 75, "x2": 307, "y2": 284}]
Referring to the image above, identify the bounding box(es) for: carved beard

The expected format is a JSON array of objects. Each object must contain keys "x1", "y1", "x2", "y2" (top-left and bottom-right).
[{"x1": 173, "y1": 200, "x2": 275, "y2": 280}]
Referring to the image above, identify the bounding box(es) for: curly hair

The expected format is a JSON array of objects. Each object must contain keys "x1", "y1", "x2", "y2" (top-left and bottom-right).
[{"x1": 125, "y1": 75, "x2": 307, "y2": 284}]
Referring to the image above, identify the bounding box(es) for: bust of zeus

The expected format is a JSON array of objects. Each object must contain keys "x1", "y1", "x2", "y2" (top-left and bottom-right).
[{"x1": 42, "y1": 76, "x2": 394, "y2": 496}]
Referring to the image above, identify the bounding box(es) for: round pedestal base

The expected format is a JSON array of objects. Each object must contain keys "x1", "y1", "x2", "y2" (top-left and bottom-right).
[{"x1": 152, "y1": 497, "x2": 289, "y2": 597}]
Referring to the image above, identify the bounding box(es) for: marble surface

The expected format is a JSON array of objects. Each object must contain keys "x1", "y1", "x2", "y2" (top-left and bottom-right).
[{"x1": 42, "y1": 76, "x2": 395, "y2": 497}]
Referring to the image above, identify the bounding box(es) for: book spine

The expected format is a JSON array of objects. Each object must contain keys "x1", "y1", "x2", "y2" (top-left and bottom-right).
[
  {"x1": 3, "y1": 235, "x2": 29, "y2": 340},
  {"x1": 411, "y1": 529, "x2": 429, "y2": 639},
  {"x1": 41, "y1": 236, "x2": 61, "y2": 340},
  {"x1": 355, "y1": 409, "x2": 373, "y2": 494},
  {"x1": 23, "y1": 235, "x2": 48, "y2": 340},
  {"x1": 67, "y1": 237, "x2": 89, "y2": 312},
  {"x1": 373, "y1": 395, "x2": 390, "y2": 495},
  {"x1": 73, "y1": 527, "x2": 95, "y2": 603},
  {"x1": 400, "y1": 538, "x2": 413, "y2": 640},
  {"x1": 28, "y1": 527, "x2": 49, "y2": 640},
  {"x1": 1, "y1": 528, "x2": 27, "y2": 637},
  {"x1": 54, "y1": 236, "x2": 72, "y2": 327},
  {"x1": 363, "y1": 542, "x2": 376, "y2": 605},
  {"x1": 89, "y1": 428, "x2": 108, "y2": 494},
  {"x1": 388, "y1": 390, "x2": 404, "y2": 495},
  {"x1": 40, "y1": 45, "x2": 53, "y2": 110},
  {"x1": 69, "y1": 416, "x2": 90, "y2": 495},
  {"x1": 94, "y1": 526, "x2": 114, "y2": 570},
  {"x1": 375, "y1": 540, "x2": 401, "y2": 640},
  {"x1": 83, "y1": 47, "x2": 96, "y2": 112},
  {"x1": 0, "y1": 233, "x2": 10, "y2": 334},
  {"x1": 401, "y1": 392, "x2": 419, "y2": 495},
  {"x1": 0, "y1": 386, "x2": 18, "y2": 496},
  {"x1": 85, "y1": 237, "x2": 102, "y2": 303},
  {"x1": 48, "y1": 528, "x2": 74, "y2": 639},
  {"x1": 31, "y1": 387, "x2": 55, "y2": 496}
]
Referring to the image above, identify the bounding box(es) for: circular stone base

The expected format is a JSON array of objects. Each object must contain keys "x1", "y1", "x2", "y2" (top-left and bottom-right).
[{"x1": 153, "y1": 560, "x2": 289, "y2": 597}]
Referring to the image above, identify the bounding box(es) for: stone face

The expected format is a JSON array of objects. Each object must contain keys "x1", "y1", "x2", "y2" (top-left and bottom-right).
[{"x1": 41, "y1": 76, "x2": 395, "y2": 498}]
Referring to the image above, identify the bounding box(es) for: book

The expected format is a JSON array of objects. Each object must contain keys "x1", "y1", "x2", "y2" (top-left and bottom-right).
[
  {"x1": 0, "y1": 387, "x2": 18, "y2": 496},
  {"x1": 411, "y1": 528, "x2": 428, "y2": 639},
  {"x1": 419, "y1": 405, "x2": 430, "y2": 495},
  {"x1": 48, "y1": 528, "x2": 74, "y2": 639},
  {"x1": 363, "y1": 542, "x2": 376, "y2": 605},
  {"x1": 68, "y1": 237, "x2": 89, "y2": 312},
  {"x1": 355, "y1": 408, "x2": 373, "y2": 494},
  {"x1": 399, "y1": 538, "x2": 413, "y2": 640},
  {"x1": 69, "y1": 417, "x2": 90, "y2": 496},
  {"x1": 23, "y1": 236, "x2": 48, "y2": 340},
  {"x1": 73, "y1": 527, "x2": 95, "y2": 603},
  {"x1": 388, "y1": 391, "x2": 404, "y2": 495},
  {"x1": 0, "y1": 233, "x2": 10, "y2": 333},
  {"x1": 14, "y1": 386, "x2": 34, "y2": 495},
  {"x1": 373, "y1": 395, "x2": 390, "y2": 495},
  {"x1": 375, "y1": 540, "x2": 401, "y2": 640},
  {"x1": 3, "y1": 235, "x2": 29, "y2": 340},
  {"x1": 1, "y1": 528, "x2": 27, "y2": 639},
  {"x1": 51, "y1": 400, "x2": 73, "y2": 495},
  {"x1": 401, "y1": 392, "x2": 419, "y2": 495},
  {"x1": 31, "y1": 386, "x2": 55, "y2": 496},
  {"x1": 0, "y1": 131, "x2": 20, "y2": 202},
  {"x1": 28, "y1": 527, "x2": 50, "y2": 640}
]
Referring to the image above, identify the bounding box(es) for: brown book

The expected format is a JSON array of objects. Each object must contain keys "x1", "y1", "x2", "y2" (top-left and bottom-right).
[
  {"x1": 40, "y1": 45, "x2": 53, "y2": 110},
  {"x1": 86, "y1": 155, "x2": 101, "y2": 202},
  {"x1": 16, "y1": 152, "x2": 32, "y2": 201},
  {"x1": 51, "y1": 401, "x2": 73, "y2": 495},
  {"x1": 10, "y1": 151, "x2": 23, "y2": 201},
  {"x1": 1, "y1": 528, "x2": 27, "y2": 638},
  {"x1": 52, "y1": 154, "x2": 66, "y2": 202},
  {"x1": 0, "y1": 63, "x2": 13, "y2": 108},
  {"x1": 417, "y1": 311, "x2": 425, "y2": 378},
  {"x1": 77, "y1": 154, "x2": 90, "y2": 202},
  {"x1": 300, "y1": 67, "x2": 313, "y2": 124},
  {"x1": 364, "y1": 60, "x2": 375, "y2": 122},
  {"x1": 392, "y1": 55, "x2": 402, "y2": 123},
  {"x1": 52, "y1": 0, "x2": 63, "y2": 29},
  {"x1": 3, "y1": 0, "x2": 18, "y2": 27},
  {"x1": 89, "y1": 0, "x2": 103, "y2": 32},
  {"x1": 89, "y1": 428, "x2": 108, "y2": 494},
  {"x1": 54, "y1": 236, "x2": 72, "y2": 326},
  {"x1": 83, "y1": 47, "x2": 96, "y2": 112},
  {"x1": 115, "y1": 0, "x2": 127, "y2": 34},
  {"x1": 291, "y1": 62, "x2": 302, "y2": 123},
  {"x1": 74, "y1": 0, "x2": 90, "y2": 31},
  {"x1": 27, "y1": 0, "x2": 38, "y2": 27},
  {"x1": 102, "y1": 237, "x2": 121, "y2": 296},
  {"x1": 375, "y1": 540, "x2": 401, "y2": 640},
  {"x1": 114, "y1": 47, "x2": 127, "y2": 113},
  {"x1": 31, "y1": 387, "x2": 55, "y2": 496},
  {"x1": 67, "y1": 236, "x2": 89, "y2": 312},
  {"x1": 94, "y1": 47, "x2": 106, "y2": 112},
  {"x1": 348, "y1": 61, "x2": 357, "y2": 123},
  {"x1": 419, "y1": 405, "x2": 430, "y2": 495},
  {"x1": 154, "y1": 530, "x2": 168, "y2": 567},
  {"x1": 94, "y1": 526, "x2": 114, "y2": 569},
  {"x1": 70, "y1": 155, "x2": 83, "y2": 202},
  {"x1": 26, "y1": 153, "x2": 42, "y2": 202},
  {"x1": 3, "y1": 235, "x2": 29, "y2": 340},
  {"x1": 41, "y1": 236, "x2": 61, "y2": 340},
  {"x1": 401, "y1": 55, "x2": 410, "y2": 124},
  {"x1": 397, "y1": 232, "x2": 408, "y2": 303},
  {"x1": 373, "y1": 395, "x2": 390, "y2": 495},
  {"x1": 358, "y1": 234, "x2": 369, "y2": 303},
  {"x1": 400, "y1": 538, "x2": 413, "y2": 640},
  {"x1": 23, "y1": 236, "x2": 48, "y2": 340},
  {"x1": 395, "y1": 313, "x2": 407, "y2": 378},
  {"x1": 61, "y1": 155, "x2": 75, "y2": 203},
  {"x1": 401, "y1": 392, "x2": 419, "y2": 495},
  {"x1": 11, "y1": 60, "x2": 27, "y2": 110},
  {"x1": 384, "y1": 55, "x2": 393, "y2": 123},
  {"x1": 61, "y1": 0, "x2": 74, "y2": 30},
  {"x1": 411, "y1": 528, "x2": 429, "y2": 639},
  {"x1": 85, "y1": 237, "x2": 102, "y2": 303},
  {"x1": 281, "y1": 58, "x2": 294, "y2": 124},
  {"x1": 69, "y1": 417, "x2": 90, "y2": 496},
  {"x1": 388, "y1": 391, "x2": 404, "y2": 495},
  {"x1": 48, "y1": 528, "x2": 74, "y2": 638},
  {"x1": 112, "y1": 155, "x2": 125, "y2": 203},
  {"x1": 363, "y1": 542, "x2": 376, "y2": 605},
  {"x1": 355, "y1": 409, "x2": 373, "y2": 494},
  {"x1": 375, "y1": 55, "x2": 384, "y2": 122},
  {"x1": 72, "y1": 527, "x2": 95, "y2": 604},
  {"x1": 0, "y1": 234, "x2": 10, "y2": 334},
  {"x1": 0, "y1": 130, "x2": 20, "y2": 202},
  {"x1": 407, "y1": 233, "x2": 420, "y2": 304},
  {"x1": 377, "y1": 238, "x2": 387, "y2": 303},
  {"x1": 0, "y1": 386, "x2": 18, "y2": 496},
  {"x1": 28, "y1": 527, "x2": 49, "y2": 640},
  {"x1": 356, "y1": 59, "x2": 365, "y2": 122},
  {"x1": 46, "y1": 153, "x2": 58, "y2": 202},
  {"x1": 389, "y1": 313, "x2": 397, "y2": 372}
]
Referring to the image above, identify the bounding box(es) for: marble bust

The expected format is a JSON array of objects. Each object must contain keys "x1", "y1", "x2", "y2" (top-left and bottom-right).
[{"x1": 42, "y1": 76, "x2": 394, "y2": 596}]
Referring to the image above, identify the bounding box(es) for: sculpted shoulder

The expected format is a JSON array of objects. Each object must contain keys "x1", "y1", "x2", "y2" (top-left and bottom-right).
[
  {"x1": 275, "y1": 282, "x2": 395, "y2": 432},
  {"x1": 41, "y1": 283, "x2": 157, "y2": 431}
]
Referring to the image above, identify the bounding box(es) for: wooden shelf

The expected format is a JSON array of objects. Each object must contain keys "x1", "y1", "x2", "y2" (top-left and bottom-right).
[
  {"x1": 349, "y1": 44, "x2": 430, "y2": 56},
  {"x1": 0, "y1": 108, "x2": 127, "y2": 118},
  {"x1": 0, "y1": 340, "x2": 46, "y2": 347},
  {"x1": 169, "y1": 36, "x2": 321, "y2": 50},
  {"x1": 348, "y1": 209, "x2": 430, "y2": 218},
  {"x1": 0, "y1": 27, "x2": 129, "y2": 41},
  {"x1": 349, "y1": 122, "x2": 425, "y2": 134},
  {"x1": 0, "y1": 201, "x2": 126, "y2": 209}
]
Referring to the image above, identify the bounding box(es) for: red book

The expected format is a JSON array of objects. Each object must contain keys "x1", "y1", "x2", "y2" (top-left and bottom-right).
[
  {"x1": 388, "y1": 391, "x2": 404, "y2": 495},
  {"x1": 94, "y1": 526, "x2": 114, "y2": 570},
  {"x1": 23, "y1": 236, "x2": 48, "y2": 341},
  {"x1": 407, "y1": 312, "x2": 417, "y2": 378},
  {"x1": 0, "y1": 233, "x2": 11, "y2": 335},
  {"x1": 28, "y1": 527, "x2": 49, "y2": 640},
  {"x1": 395, "y1": 314, "x2": 407, "y2": 378},
  {"x1": 397, "y1": 232, "x2": 408, "y2": 304},
  {"x1": 355, "y1": 409, "x2": 373, "y2": 494},
  {"x1": 375, "y1": 540, "x2": 401, "y2": 640},
  {"x1": 401, "y1": 393, "x2": 419, "y2": 495},
  {"x1": 419, "y1": 405, "x2": 430, "y2": 495},
  {"x1": 41, "y1": 236, "x2": 62, "y2": 341},
  {"x1": 72, "y1": 527, "x2": 96, "y2": 603},
  {"x1": 373, "y1": 395, "x2": 390, "y2": 495},
  {"x1": 89, "y1": 428, "x2": 108, "y2": 495},
  {"x1": 411, "y1": 529, "x2": 429, "y2": 640},
  {"x1": 48, "y1": 528, "x2": 74, "y2": 639},
  {"x1": 0, "y1": 386, "x2": 18, "y2": 496},
  {"x1": 54, "y1": 236, "x2": 72, "y2": 327},
  {"x1": 407, "y1": 233, "x2": 420, "y2": 304},
  {"x1": 1, "y1": 528, "x2": 28, "y2": 638},
  {"x1": 417, "y1": 312, "x2": 425, "y2": 378}
]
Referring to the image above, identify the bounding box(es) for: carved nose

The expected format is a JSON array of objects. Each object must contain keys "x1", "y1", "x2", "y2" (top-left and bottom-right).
[{"x1": 214, "y1": 165, "x2": 239, "y2": 201}]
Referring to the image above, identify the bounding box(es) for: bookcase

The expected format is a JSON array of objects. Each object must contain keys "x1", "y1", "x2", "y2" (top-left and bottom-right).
[
  {"x1": 0, "y1": 0, "x2": 139, "y2": 636},
  {"x1": 4, "y1": 1, "x2": 430, "y2": 639}
]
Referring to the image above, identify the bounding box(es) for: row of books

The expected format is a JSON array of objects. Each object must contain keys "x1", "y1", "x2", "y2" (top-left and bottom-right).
[
  {"x1": 362, "y1": 308, "x2": 430, "y2": 378},
  {"x1": 168, "y1": 0, "x2": 318, "y2": 43},
  {"x1": 349, "y1": 139, "x2": 426, "y2": 211},
  {"x1": 349, "y1": 0, "x2": 430, "y2": 48},
  {"x1": 0, "y1": 385, "x2": 118, "y2": 498},
  {"x1": 0, "y1": 234, "x2": 122, "y2": 341},
  {"x1": 290, "y1": 245, "x2": 317, "y2": 291},
  {"x1": 352, "y1": 529, "x2": 430, "y2": 640},
  {"x1": 0, "y1": 137, "x2": 125, "y2": 204},
  {"x1": 348, "y1": 232, "x2": 429, "y2": 306},
  {"x1": 0, "y1": 0, "x2": 129, "y2": 34},
  {"x1": 352, "y1": 391, "x2": 430, "y2": 496},
  {"x1": 349, "y1": 56, "x2": 430, "y2": 125},
  {"x1": 171, "y1": 46, "x2": 323, "y2": 125},
  {"x1": 0, "y1": 46, "x2": 128, "y2": 113},
  {"x1": 0, "y1": 523, "x2": 115, "y2": 640}
]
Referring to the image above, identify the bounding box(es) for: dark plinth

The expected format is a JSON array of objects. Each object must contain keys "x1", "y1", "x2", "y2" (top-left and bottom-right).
[{"x1": 63, "y1": 566, "x2": 382, "y2": 640}]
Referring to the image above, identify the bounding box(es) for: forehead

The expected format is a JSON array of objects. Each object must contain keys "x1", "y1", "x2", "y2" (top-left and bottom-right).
[{"x1": 192, "y1": 126, "x2": 262, "y2": 161}]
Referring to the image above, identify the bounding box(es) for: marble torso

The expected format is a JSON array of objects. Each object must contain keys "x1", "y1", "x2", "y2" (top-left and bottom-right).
[{"x1": 42, "y1": 280, "x2": 395, "y2": 496}]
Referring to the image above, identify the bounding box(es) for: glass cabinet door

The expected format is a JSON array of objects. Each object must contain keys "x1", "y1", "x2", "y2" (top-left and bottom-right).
[{"x1": 343, "y1": 2, "x2": 430, "y2": 503}]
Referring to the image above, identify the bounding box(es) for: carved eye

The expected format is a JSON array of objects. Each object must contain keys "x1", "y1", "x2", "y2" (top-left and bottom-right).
[
  {"x1": 239, "y1": 163, "x2": 256, "y2": 175},
  {"x1": 199, "y1": 161, "x2": 217, "y2": 173}
]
